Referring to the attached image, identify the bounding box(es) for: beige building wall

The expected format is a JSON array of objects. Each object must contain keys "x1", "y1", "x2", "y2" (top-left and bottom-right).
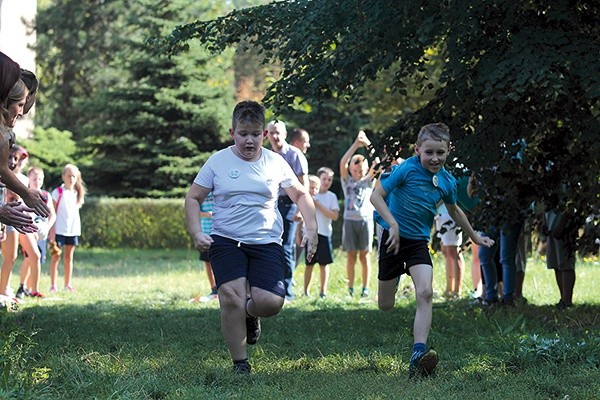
[{"x1": 0, "y1": 0, "x2": 37, "y2": 139}]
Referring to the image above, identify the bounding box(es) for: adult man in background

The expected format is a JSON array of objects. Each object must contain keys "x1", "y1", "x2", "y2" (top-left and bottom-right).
[{"x1": 267, "y1": 121, "x2": 309, "y2": 301}]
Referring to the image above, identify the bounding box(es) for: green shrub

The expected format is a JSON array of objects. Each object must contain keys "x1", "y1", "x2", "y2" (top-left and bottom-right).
[
  {"x1": 79, "y1": 198, "x2": 348, "y2": 250},
  {"x1": 80, "y1": 198, "x2": 191, "y2": 249}
]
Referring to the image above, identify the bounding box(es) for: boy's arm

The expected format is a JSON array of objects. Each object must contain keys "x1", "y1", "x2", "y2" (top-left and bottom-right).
[
  {"x1": 284, "y1": 181, "x2": 318, "y2": 260},
  {"x1": 370, "y1": 185, "x2": 400, "y2": 254},
  {"x1": 445, "y1": 203, "x2": 494, "y2": 247},
  {"x1": 185, "y1": 183, "x2": 213, "y2": 252},
  {"x1": 314, "y1": 198, "x2": 339, "y2": 221},
  {"x1": 339, "y1": 140, "x2": 361, "y2": 180}
]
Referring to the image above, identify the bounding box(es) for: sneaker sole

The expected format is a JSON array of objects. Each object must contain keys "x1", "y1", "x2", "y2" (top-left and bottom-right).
[{"x1": 418, "y1": 350, "x2": 439, "y2": 375}]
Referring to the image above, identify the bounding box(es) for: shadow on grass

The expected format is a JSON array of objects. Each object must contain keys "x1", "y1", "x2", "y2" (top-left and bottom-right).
[{"x1": 9, "y1": 298, "x2": 600, "y2": 399}]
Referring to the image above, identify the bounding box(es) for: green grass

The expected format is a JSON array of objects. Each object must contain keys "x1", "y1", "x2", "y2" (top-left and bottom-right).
[{"x1": 2, "y1": 248, "x2": 599, "y2": 399}]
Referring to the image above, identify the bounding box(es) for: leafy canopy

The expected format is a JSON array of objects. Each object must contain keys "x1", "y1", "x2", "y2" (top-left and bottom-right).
[{"x1": 160, "y1": 0, "x2": 600, "y2": 248}]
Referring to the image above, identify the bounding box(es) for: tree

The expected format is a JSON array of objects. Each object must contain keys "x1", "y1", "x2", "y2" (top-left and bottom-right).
[
  {"x1": 35, "y1": 0, "x2": 237, "y2": 197},
  {"x1": 160, "y1": 0, "x2": 600, "y2": 247}
]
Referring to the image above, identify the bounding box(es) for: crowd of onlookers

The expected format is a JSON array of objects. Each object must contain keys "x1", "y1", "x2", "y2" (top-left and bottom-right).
[{"x1": 0, "y1": 51, "x2": 86, "y2": 306}]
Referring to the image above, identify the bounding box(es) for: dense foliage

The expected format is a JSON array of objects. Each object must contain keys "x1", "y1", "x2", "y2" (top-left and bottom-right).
[
  {"x1": 35, "y1": 0, "x2": 236, "y2": 197},
  {"x1": 80, "y1": 197, "x2": 190, "y2": 248},
  {"x1": 162, "y1": 0, "x2": 600, "y2": 248}
]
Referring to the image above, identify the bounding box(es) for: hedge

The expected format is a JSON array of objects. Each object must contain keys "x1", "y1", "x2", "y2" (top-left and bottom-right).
[
  {"x1": 80, "y1": 197, "x2": 191, "y2": 249},
  {"x1": 80, "y1": 197, "x2": 346, "y2": 249}
]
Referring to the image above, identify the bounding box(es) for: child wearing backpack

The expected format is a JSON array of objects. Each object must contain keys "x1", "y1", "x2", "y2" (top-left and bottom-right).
[{"x1": 48, "y1": 164, "x2": 86, "y2": 292}]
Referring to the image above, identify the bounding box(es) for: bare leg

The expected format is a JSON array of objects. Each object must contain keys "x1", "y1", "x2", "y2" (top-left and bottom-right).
[
  {"x1": 470, "y1": 243, "x2": 482, "y2": 296},
  {"x1": 358, "y1": 250, "x2": 371, "y2": 290},
  {"x1": 218, "y1": 277, "x2": 249, "y2": 362},
  {"x1": 409, "y1": 264, "x2": 434, "y2": 344},
  {"x1": 304, "y1": 264, "x2": 314, "y2": 295},
  {"x1": 205, "y1": 261, "x2": 216, "y2": 290},
  {"x1": 346, "y1": 250, "x2": 357, "y2": 290},
  {"x1": 378, "y1": 278, "x2": 398, "y2": 311},
  {"x1": 561, "y1": 270, "x2": 575, "y2": 306},
  {"x1": 49, "y1": 253, "x2": 60, "y2": 289},
  {"x1": 63, "y1": 244, "x2": 76, "y2": 288},
  {"x1": 442, "y1": 245, "x2": 453, "y2": 296},
  {"x1": 319, "y1": 264, "x2": 329, "y2": 295},
  {"x1": 19, "y1": 233, "x2": 41, "y2": 292},
  {"x1": 0, "y1": 231, "x2": 19, "y2": 295}
]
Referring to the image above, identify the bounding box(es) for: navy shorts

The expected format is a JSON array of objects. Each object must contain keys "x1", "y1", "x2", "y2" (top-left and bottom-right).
[
  {"x1": 208, "y1": 235, "x2": 286, "y2": 298},
  {"x1": 55, "y1": 234, "x2": 79, "y2": 247},
  {"x1": 305, "y1": 234, "x2": 334, "y2": 266},
  {"x1": 199, "y1": 251, "x2": 209, "y2": 262},
  {"x1": 378, "y1": 229, "x2": 432, "y2": 281}
]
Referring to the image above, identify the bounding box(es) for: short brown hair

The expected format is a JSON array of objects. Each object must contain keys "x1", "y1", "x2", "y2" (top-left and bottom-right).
[
  {"x1": 417, "y1": 123, "x2": 450, "y2": 145},
  {"x1": 232, "y1": 101, "x2": 265, "y2": 130}
]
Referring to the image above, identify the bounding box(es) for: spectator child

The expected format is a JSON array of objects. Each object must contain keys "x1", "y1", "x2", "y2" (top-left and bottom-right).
[
  {"x1": 303, "y1": 169, "x2": 339, "y2": 298},
  {"x1": 48, "y1": 164, "x2": 86, "y2": 292},
  {"x1": 340, "y1": 130, "x2": 377, "y2": 297}
]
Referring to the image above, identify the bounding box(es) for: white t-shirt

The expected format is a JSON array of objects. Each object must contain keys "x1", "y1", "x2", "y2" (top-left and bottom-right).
[
  {"x1": 194, "y1": 146, "x2": 296, "y2": 245},
  {"x1": 314, "y1": 191, "x2": 339, "y2": 237},
  {"x1": 52, "y1": 185, "x2": 81, "y2": 236}
]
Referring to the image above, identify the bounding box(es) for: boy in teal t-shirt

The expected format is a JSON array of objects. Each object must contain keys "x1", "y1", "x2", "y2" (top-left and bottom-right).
[{"x1": 370, "y1": 123, "x2": 494, "y2": 378}]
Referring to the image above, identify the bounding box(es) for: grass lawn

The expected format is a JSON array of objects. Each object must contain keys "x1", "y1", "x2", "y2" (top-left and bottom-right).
[{"x1": 2, "y1": 247, "x2": 599, "y2": 399}]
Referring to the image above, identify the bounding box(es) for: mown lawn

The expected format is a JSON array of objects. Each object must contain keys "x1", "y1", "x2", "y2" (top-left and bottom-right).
[{"x1": 2, "y1": 248, "x2": 599, "y2": 399}]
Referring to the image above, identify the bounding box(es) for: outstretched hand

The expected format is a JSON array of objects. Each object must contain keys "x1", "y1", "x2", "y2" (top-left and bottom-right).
[
  {"x1": 0, "y1": 202, "x2": 38, "y2": 233},
  {"x1": 21, "y1": 189, "x2": 51, "y2": 218}
]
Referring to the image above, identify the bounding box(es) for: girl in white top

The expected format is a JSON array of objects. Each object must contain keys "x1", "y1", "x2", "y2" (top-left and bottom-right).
[
  {"x1": 185, "y1": 101, "x2": 318, "y2": 374},
  {"x1": 48, "y1": 164, "x2": 86, "y2": 292}
]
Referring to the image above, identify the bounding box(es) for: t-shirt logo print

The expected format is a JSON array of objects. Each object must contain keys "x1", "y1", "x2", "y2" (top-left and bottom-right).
[{"x1": 229, "y1": 169, "x2": 241, "y2": 179}]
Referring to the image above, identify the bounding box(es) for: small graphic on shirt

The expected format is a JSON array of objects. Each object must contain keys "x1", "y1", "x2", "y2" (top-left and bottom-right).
[{"x1": 229, "y1": 169, "x2": 241, "y2": 179}]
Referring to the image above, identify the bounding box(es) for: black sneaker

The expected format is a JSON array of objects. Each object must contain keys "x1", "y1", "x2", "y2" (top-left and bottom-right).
[
  {"x1": 361, "y1": 287, "x2": 369, "y2": 298},
  {"x1": 15, "y1": 284, "x2": 26, "y2": 300},
  {"x1": 348, "y1": 287, "x2": 354, "y2": 297},
  {"x1": 246, "y1": 315, "x2": 261, "y2": 345},
  {"x1": 233, "y1": 359, "x2": 252, "y2": 375},
  {"x1": 500, "y1": 298, "x2": 515, "y2": 307},
  {"x1": 408, "y1": 349, "x2": 438, "y2": 379}
]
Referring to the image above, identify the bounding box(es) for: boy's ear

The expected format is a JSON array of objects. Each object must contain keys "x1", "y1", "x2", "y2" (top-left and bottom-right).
[
  {"x1": 263, "y1": 129, "x2": 268, "y2": 138},
  {"x1": 229, "y1": 128, "x2": 234, "y2": 137}
]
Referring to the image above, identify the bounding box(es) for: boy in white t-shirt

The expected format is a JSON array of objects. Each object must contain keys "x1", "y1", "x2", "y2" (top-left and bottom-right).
[{"x1": 303, "y1": 169, "x2": 340, "y2": 298}]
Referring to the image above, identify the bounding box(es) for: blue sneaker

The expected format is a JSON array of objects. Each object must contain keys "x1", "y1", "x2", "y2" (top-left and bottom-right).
[{"x1": 408, "y1": 349, "x2": 438, "y2": 378}]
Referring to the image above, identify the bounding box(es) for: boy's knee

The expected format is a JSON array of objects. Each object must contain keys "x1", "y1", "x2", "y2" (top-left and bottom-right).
[
  {"x1": 254, "y1": 297, "x2": 284, "y2": 317},
  {"x1": 378, "y1": 300, "x2": 395, "y2": 311},
  {"x1": 416, "y1": 287, "x2": 434, "y2": 303}
]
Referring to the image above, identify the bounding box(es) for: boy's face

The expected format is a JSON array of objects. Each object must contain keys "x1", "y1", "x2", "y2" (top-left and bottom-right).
[
  {"x1": 319, "y1": 172, "x2": 333, "y2": 192},
  {"x1": 308, "y1": 180, "x2": 320, "y2": 196},
  {"x1": 349, "y1": 160, "x2": 366, "y2": 179},
  {"x1": 415, "y1": 139, "x2": 449, "y2": 174},
  {"x1": 29, "y1": 170, "x2": 44, "y2": 190},
  {"x1": 230, "y1": 121, "x2": 267, "y2": 162}
]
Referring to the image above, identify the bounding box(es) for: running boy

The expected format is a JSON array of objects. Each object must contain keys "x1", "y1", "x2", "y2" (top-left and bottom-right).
[
  {"x1": 185, "y1": 101, "x2": 318, "y2": 374},
  {"x1": 370, "y1": 123, "x2": 494, "y2": 378}
]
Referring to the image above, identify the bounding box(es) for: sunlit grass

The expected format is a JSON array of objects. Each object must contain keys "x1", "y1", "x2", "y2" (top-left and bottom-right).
[{"x1": 3, "y1": 247, "x2": 599, "y2": 399}]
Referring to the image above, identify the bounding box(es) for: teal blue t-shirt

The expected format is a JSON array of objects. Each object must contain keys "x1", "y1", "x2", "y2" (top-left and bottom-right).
[{"x1": 379, "y1": 155, "x2": 457, "y2": 240}]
